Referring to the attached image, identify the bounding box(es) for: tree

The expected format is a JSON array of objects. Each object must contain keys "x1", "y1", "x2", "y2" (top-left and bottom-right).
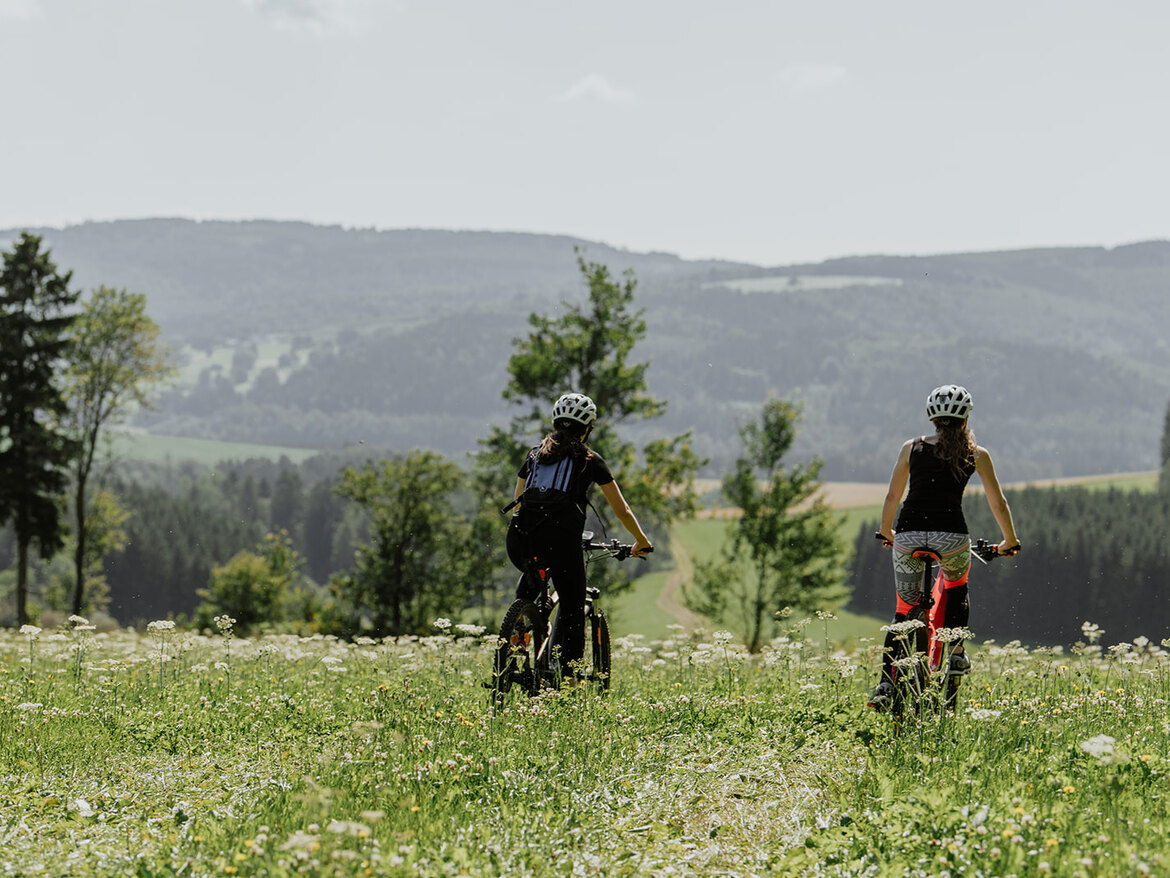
[
  {"x1": 476, "y1": 251, "x2": 704, "y2": 599},
  {"x1": 195, "y1": 531, "x2": 303, "y2": 635},
  {"x1": 1161, "y1": 399, "x2": 1170, "y2": 493},
  {"x1": 331, "y1": 451, "x2": 466, "y2": 637},
  {"x1": 62, "y1": 286, "x2": 173, "y2": 615},
  {"x1": 0, "y1": 233, "x2": 80, "y2": 625},
  {"x1": 688, "y1": 399, "x2": 846, "y2": 652}
]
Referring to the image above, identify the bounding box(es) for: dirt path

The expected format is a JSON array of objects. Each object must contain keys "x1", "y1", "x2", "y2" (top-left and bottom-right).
[{"x1": 654, "y1": 537, "x2": 708, "y2": 633}]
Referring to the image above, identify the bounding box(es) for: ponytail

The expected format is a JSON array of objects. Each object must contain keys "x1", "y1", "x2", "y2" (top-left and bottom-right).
[
  {"x1": 932, "y1": 417, "x2": 976, "y2": 479},
  {"x1": 537, "y1": 420, "x2": 592, "y2": 464}
]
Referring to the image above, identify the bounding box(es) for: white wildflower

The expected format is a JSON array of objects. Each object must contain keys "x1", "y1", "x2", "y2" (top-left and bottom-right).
[
  {"x1": 73, "y1": 799, "x2": 96, "y2": 817},
  {"x1": 882, "y1": 619, "x2": 926, "y2": 634},
  {"x1": 433, "y1": 618, "x2": 452, "y2": 631},
  {"x1": 1080, "y1": 734, "x2": 1118, "y2": 763},
  {"x1": 966, "y1": 707, "x2": 1001, "y2": 721},
  {"x1": 935, "y1": 627, "x2": 973, "y2": 643}
]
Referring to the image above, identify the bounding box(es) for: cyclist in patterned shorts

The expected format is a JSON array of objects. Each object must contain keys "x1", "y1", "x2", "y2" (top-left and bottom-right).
[{"x1": 867, "y1": 384, "x2": 1021, "y2": 710}]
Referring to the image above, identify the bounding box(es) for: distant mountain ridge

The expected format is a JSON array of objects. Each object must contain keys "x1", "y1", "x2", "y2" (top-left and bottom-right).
[{"x1": 4, "y1": 218, "x2": 1168, "y2": 481}]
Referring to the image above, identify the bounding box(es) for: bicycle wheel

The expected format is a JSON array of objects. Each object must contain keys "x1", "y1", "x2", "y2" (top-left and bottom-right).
[
  {"x1": 589, "y1": 609, "x2": 612, "y2": 691},
  {"x1": 492, "y1": 599, "x2": 545, "y2": 699}
]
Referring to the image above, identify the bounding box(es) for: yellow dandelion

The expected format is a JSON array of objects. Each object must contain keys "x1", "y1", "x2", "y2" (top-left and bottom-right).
[{"x1": 1062, "y1": 785, "x2": 1075, "y2": 794}]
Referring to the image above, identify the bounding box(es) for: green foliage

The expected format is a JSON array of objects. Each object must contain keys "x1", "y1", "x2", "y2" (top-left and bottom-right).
[
  {"x1": 478, "y1": 251, "x2": 704, "y2": 599},
  {"x1": 0, "y1": 233, "x2": 80, "y2": 625},
  {"x1": 62, "y1": 285, "x2": 175, "y2": 615},
  {"x1": 331, "y1": 451, "x2": 467, "y2": 637},
  {"x1": 194, "y1": 531, "x2": 304, "y2": 635},
  {"x1": 689, "y1": 399, "x2": 847, "y2": 652}
]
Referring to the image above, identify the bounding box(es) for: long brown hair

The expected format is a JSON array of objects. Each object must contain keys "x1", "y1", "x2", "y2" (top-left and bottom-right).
[
  {"x1": 537, "y1": 420, "x2": 592, "y2": 464},
  {"x1": 932, "y1": 417, "x2": 977, "y2": 479}
]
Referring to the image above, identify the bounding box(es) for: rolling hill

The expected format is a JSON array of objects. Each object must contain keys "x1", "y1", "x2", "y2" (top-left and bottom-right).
[{"x1": 4, "y1": 219, "x2": 1168, "y2": 481}]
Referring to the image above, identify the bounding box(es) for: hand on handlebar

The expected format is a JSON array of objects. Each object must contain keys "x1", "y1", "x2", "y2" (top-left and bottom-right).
[
  {"x1": 632, "y1": 540, "x2": 654, "y2": 559},
  {"x1": 875, "y1": 531, "x2": 894, "y2": 548},
  {"x1": 997, "y1": 541, "x2": 1021, "y2": 557}
]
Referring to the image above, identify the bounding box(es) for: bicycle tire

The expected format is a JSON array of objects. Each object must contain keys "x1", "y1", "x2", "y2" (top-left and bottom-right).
[
  {"x1": 590, "y1": 610, "x2": 612, "y2": 691},
  {"x1": 492, "y1": 599, "x2": 544, "y2": 699},
  {"x1": 944, "y1": 673, "x2": 962, "y2": 712}
]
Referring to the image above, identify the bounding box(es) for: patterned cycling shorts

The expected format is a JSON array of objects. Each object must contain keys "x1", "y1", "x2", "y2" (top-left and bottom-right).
[{"x1": 892, "y1": 530, "x2": 971, "y2": 606}]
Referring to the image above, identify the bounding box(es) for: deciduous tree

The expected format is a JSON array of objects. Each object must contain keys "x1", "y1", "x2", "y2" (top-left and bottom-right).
[
  {"x1": 62, "y1": 286, "x2": 173, "y2": 615},
  {"x1": 195, "y1": 531, "x2": 303, "y2": 635},
  {"x1": 331, "y1": 451, "x2": 465, "y2": 636},
  {"x1": 688, "y1": 399, "x2": 846, "y2": 652},
  {"x1": 477, "y1": 251, "x2": 704, "y2": 599}
]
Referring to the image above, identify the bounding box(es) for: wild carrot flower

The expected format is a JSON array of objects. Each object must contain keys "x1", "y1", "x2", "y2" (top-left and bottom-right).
[
  {"x1": 1080, "y1": 734, "x2": 1118, "y2": 763},
  {"x1": 935, "y1": 627, "x2": 973, "y2": 643},
  {"x1": 882, "y1": 619, "x2": 926, "y2": 634}
]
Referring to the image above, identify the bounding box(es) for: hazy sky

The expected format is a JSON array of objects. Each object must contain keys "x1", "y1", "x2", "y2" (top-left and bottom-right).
[{"x1": 2, "y1": 0, "x2": 1167, "y2": 265}]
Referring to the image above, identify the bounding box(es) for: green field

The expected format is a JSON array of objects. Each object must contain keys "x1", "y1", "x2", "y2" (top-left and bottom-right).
[
  {"x1": 108, "y1": 432, "x2": 322, "y2": 466},
  {"x1": 611, "y1": 506, "x2": 886, "y2": 650}
]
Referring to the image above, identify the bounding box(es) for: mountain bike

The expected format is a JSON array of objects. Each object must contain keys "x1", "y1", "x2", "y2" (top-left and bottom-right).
[
  {"x1": 489, "y1": 532, "x2": 650, "y2": 703},
  {"x1": 871, "y1": 534, "x2": 1018, "y2": 716}
]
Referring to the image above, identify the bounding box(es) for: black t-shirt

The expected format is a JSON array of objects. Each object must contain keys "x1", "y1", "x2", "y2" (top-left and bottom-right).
[
  {"x1": 895, "y1": 437, "x2": 975, "y2": 534},
  {"x1": 516, "y1": 447, "x2": 614, "y2": 521}
]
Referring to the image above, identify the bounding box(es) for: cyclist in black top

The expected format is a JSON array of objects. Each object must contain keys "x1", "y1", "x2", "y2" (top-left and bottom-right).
[
  {"x1": 868, "y1": 384, "x2": 1020, "y2": 708},
  {"x1": 505, "y1": 392, "x2": 652, "y2": 676}
]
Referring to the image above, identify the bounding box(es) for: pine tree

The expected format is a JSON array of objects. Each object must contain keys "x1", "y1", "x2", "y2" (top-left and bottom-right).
[{"x1": 0, "y1": 233, "x2": 80, "y2": 624}]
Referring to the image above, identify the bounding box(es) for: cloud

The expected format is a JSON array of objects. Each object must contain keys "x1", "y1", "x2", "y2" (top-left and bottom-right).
[
  {"x1": 555, "y1": 74, "x2": 637, "y2": 105},
  {"x1": 0, "y1": 0, "x2": 42, "y2": 20},
  {"x1": 775, "y1": 64, "x2": 849, "y2": 94},
  {"x1": 240, "y1": 0, "x2": 368, "y2": 33}
]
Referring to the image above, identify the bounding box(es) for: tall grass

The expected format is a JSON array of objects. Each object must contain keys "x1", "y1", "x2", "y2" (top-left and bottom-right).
[{"x1": 2, "y1": 617, "x2": 1167, "y2": 875}]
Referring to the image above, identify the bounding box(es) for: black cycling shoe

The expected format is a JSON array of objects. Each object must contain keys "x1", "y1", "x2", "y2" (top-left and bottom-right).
[
  {"x1": 866, "y1": 681, "x2": 893, "y2": 711},
  {"x1": 948, "y1": 652, "x2": 972, "y2": 676}
]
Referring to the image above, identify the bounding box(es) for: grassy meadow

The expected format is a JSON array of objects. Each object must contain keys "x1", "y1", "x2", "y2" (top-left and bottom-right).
[
  {"x1": 5, "y1": 470, "x2": 1164, "y2": 875},
  {"x1": 3, "y1": 616, "x2": 1169, "y2": 876}
]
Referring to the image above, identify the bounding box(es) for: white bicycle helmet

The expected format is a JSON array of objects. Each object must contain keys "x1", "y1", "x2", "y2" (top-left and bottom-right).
[
  {"x1": 926, "y1": 384, "x2": 974, "y2": 420},
  {"x1": 551, "y1": 392, "x2": 597, "y2": 428}
]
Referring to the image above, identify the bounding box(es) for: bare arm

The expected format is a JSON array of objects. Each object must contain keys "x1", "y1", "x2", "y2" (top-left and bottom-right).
[
  {"x1": 879, "y1": 440, "x2": 913, "y2": 543},
  {"x1": 513, "y1": 477, "x2": 525, "y2": 504},
  {"x1": 974, "y1": 446, "x2": 1020, "y2": 554},
  {"x1": 599, "y1": 480, "x2": 652, "y2": 557}
]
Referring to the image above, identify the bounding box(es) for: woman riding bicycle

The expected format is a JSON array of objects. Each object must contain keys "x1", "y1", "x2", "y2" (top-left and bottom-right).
[
  {"x1": 867, "y1": 384, "x2": 1020, "y2": 710},
  {"x1": 505, "y1": 392, "x2": 652, "y2": 679}
]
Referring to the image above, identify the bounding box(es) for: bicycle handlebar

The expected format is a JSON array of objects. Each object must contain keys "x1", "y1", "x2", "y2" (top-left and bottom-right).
[
  {"x1": 582, "y1": 538, "x2": 654, "y2": 561},
  {"x1": 874, "y1": 532, "x2": 1020, "y2": 559}
]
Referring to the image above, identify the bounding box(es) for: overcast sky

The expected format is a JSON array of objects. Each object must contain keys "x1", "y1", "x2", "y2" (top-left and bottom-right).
[{"x1": 1, "y1": 0, "x2": 1167, "y2": 266}]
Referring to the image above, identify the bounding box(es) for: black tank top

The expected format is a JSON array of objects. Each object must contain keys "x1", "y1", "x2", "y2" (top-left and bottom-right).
[{"x1": 895, "y1": 437, "x2": 975, "y2": 534}]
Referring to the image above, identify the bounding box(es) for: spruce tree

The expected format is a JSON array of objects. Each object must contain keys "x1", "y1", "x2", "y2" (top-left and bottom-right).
[{"x1": 0, "y1": 233, "x2": 80, "y2": 625}]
